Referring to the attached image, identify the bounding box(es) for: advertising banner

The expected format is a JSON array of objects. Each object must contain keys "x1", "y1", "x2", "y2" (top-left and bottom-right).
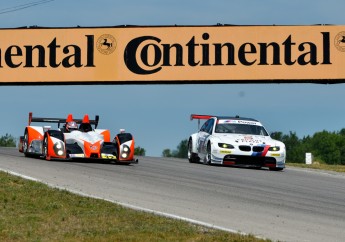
[{"x1": 1, "y1": 25, "x2": 345, "y2": 84}]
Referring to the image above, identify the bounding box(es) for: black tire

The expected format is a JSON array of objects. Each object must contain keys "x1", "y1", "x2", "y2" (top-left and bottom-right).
[
  {"x1": 23, "y1": 129, "x2": 30, "y2": 157},
  {"x1": 188, "y1": 139, "x2": 199, "y2": 163},
  {"x1": 42, "y1": 136, "x2": 48, "y2": 160},
  {"x1": 204, "y1": 142, "x2": 212, "y2": 165}
]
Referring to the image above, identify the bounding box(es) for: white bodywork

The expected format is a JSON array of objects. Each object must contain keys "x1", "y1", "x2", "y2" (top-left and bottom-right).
[
  {"x1": 64, "y1": 130, "x2": 105, "y2": 158},
  {"x1": 64, "y1": 130, "x2": 104, "y2": 146},
  {"x1": 189, "y1": 117, "x2": 286, "y2": 170}
]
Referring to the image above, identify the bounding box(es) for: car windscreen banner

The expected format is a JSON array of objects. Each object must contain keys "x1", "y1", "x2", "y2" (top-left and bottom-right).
[{"x1": 1, "y1": 25, "x2": 345, "y2": 84}]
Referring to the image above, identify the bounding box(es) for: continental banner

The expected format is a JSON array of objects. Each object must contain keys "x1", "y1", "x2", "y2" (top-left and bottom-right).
[{"x1": 1, "y1": 25, "x2": 345, "y2": 84}]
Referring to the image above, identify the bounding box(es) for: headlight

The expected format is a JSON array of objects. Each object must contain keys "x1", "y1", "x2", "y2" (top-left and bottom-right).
[
  {"x1": 218, "y1": 143, "x2": 234, "y2": 149},
  {"x1": 53, "y1": 141, "x2": 65, "y2": 156},
  {"x1": 120, "y1": 145, "x2": 130, "y2": 159},
  {"x1": 269, "y1": 146, "x2": 280, "y2": 151}
]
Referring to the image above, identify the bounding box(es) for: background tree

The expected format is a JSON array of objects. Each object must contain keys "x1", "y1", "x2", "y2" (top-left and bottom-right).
[
  {"x1": 310, "y1": 131, "x2": 341, "y2": 165},
  {"x1": 162, "y1": 139, "x2": 188, "y2": 158},
  {"x1": 162, "y1": 149, "x2": 172, "y2": 157},
  {"x1": 174, "y1": 139, "x2": 188, "y2": 158},
  {"x1": 134, "y1": 146, "x2": 146, "y2": 156},
  {"x1": 272, "y1": 130, "x2": 345, "y2": 165},
  {"x1": 0, "y1": 134, "x2": 16, "y2": 147}
]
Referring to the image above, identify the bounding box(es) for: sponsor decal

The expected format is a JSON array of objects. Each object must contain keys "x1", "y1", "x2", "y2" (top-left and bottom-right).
[
  {"x1": 219, "y1": 120, "x2": 261, "y2": 126},
  {"x1": 96, "y1": 34, "x2": 117, "y2": 55},
  {"x1": 270, "y1": 153, "x2": 281, "y2": 157},
  {"x1": 70, "y1": 154, "x2": 85, "y2": 158},
  {"x1": 241, "y1": 136, "x2": 254, "y2": 143},
  {"x1": 334, "y1": 31, "x2": 345, "y2": 52},
  {"x1": 101, "y1": 154, "x2": 116, "y2": 159},
  {"x1": 220, "y1": 150, "x2": 232, "y2": 154}
]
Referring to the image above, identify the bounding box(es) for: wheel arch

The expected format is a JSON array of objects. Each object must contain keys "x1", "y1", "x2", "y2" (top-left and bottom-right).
[{"x1": 189, "y1": 134, "x2": 198, "y2": 154}]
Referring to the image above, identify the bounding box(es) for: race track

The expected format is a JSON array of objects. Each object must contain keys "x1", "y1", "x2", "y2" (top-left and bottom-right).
[{"x1": 1, "y1": 147, "x2": 345, "y2": 242}]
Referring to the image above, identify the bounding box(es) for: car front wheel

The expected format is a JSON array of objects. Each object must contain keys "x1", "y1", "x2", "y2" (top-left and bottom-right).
[
  {"x1": 42, "y1": 136, "x2": 50, "y2": 161},
  {"x1": 23, "y1": 130, "x2": 30, "y2": 157}
]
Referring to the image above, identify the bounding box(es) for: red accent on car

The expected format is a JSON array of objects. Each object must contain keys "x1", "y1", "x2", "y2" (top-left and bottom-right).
[
  {"x1": 261, "y1": 145, "x2": 271, "y2": 156},
  {"x1": 82, "y1": 114, "x2": 90, "y2": 123},
  {"x1": 190, "y1": 114, "x2": 214, "y2": 120},
  {"x1": 28, "y1": 112, "x2": 33, "y2": 125},
  {"x1": 66, "y1": 114, "x2": 73, "y2": 122}
]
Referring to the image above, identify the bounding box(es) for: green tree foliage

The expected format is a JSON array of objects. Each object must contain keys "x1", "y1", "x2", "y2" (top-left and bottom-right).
[
  {"x1": 174, "y1": 139, "x2": 188, "y2": 158},
  {"x1": 162, "y1": 139, "x2": 188, "y2": 158},
  {"x1": 162, "y1": 149, "x2": 172, "y2": 157},
  {"x1": 273, "y1": 130, "x2": 345, "y2": 165},
  {"x1": 134, "y1": 146, "x2": 146, "y2": 156},
  {"x1": 0, "y1": 134, "x2": 16, "y2": 147}
]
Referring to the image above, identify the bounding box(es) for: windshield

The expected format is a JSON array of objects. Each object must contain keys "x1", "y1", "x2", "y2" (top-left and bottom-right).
[{"x1": 215, "y1": 123, "x2": 269, "y2": 136}]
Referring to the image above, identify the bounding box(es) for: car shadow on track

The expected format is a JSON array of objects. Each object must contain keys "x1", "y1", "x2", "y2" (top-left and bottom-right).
[
  {"x1": 22, "y1": 155, "x2": 135, "y2": 166},
  {"x1": 189, "y1": 162, "x2": 283, "y2": 172}
]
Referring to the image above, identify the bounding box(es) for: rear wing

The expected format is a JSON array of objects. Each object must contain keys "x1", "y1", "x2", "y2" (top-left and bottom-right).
[
  {"x1": 28, "y1": 112, "x2": 100, "y2": 129},
  {"x1": 190, "y1": 114, "x2": 214, "y2": 130},
  {"x1": 190, "y1": 114, "x2": 214, "y2": 120}
]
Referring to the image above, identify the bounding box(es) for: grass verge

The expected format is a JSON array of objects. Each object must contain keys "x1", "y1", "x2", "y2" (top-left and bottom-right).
[
  {"x1": 0, "y1": 171, "x2": 268, "y2": 242},
  {"x1": 286, "y1": 162, "x2": 345, "y2": 173}
]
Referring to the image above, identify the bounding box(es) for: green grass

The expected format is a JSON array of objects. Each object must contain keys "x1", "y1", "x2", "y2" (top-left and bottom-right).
[
  {"x1": 0, "y1": 171, "x2": 268, "y2": 242},
  {"x1": 286, "y1": 162, "x2": 345, "y2": 173}
]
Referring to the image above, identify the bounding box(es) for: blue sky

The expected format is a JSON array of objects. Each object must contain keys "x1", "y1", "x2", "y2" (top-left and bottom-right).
[{"x1": 1, "y1": 0, "x2": 345, "y2": 156}]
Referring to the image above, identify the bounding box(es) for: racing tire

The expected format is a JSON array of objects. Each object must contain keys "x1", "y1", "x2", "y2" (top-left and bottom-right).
[
  {"x1": 23, "y1": 129, "x2": 31, "y2": 157},
  {"x1": 42, "y1": 136, "x2": 50, "y2": 161},
  {"x1": 204, "y1": 142, "x2": 212, "y2": 165},
  {"x1": 188, "y1": 139, "x2": 199, "y2": 163}
]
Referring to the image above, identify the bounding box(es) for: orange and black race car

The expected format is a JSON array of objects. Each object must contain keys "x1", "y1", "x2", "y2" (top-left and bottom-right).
[{"x1": 19, "y1": 112, "x2": 138, "y2": 164}]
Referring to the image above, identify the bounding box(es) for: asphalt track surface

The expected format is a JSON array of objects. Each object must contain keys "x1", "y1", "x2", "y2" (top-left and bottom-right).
[{"x1": 1, "y1": 147, "x2": 345, "y2": 242}]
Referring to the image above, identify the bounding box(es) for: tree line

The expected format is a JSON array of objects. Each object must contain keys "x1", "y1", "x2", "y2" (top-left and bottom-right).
[
  {"x1": 3, "y1": 130, "x2": 345, "y2": 165},
  {"x1": 271, "y1": 130, "x2": 345, "y2": 165},
  {"x1": 162, "y1": 129, "x2": 345, "y2": 165},
  {"x1": 0, "y1": 134, "x2": 16, "y2": 147}
]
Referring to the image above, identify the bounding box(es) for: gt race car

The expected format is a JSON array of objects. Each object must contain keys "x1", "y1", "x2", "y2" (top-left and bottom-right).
[
  {"x1": 18, "y1": 112, "x2": 137, "y2": 164},
  {"x1": 188, "y1": 114, "x2": 285, "y2": 171}
]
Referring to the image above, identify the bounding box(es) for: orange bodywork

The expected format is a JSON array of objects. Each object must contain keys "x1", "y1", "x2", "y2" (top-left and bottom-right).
[
  {"x1": 100, "y1": 130, "x2": 111, "y2": 142},
  {"x1": 83, "y1": 140, "x2": 101, "y2": 158},
  {"x1": 46, "y1": 134, "x2": 66, "y2": 160},
  {"x1": 27, "y1": 127, "x2": 43, "y2": 146},
  {"x1": 114, "y1": 135, "x2": 135, "y2": 161}
]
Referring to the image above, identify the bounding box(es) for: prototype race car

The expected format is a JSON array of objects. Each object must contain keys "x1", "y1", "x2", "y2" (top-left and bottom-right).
[
  {"x1": 188, "y1": 114, "x2": 285, "y2": 171},
  {"x1": 18, "y1": 112, "x2": 137, "y2": 164}
]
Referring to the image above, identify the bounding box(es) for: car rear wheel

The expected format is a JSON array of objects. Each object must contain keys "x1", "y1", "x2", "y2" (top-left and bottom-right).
[
  {"x1": 188, "y1": 139, "x2": 199, "y2": 163},
  {"x1": 204, "y1": 143, "x2": 211, "y2": 165}
]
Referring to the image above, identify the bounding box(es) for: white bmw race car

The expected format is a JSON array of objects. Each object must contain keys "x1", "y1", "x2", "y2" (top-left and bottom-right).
[{"x1": 188, "y1": 114, "x2": 286, "y2": 171}]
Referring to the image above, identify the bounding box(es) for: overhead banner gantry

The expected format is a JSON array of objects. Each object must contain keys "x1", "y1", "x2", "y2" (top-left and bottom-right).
[{"x1": 1, "y1": 25, "x2": 345, "y2": 84}]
